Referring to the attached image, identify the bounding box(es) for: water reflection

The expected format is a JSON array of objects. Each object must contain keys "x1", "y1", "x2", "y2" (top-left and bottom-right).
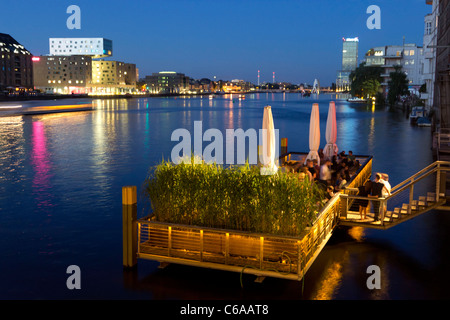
[
  {"x1": 312, "y1": 257, "x2": 346, "y2": 300},
  {"x1": 0, "y1": 94, "x2": 447, "y2": 300},
  {"x1": 0, "y1": 116, "x2": 25, "y2": 183},
  {"x1": 31, "y1": 121, "x2": 53, "y2": 210}
]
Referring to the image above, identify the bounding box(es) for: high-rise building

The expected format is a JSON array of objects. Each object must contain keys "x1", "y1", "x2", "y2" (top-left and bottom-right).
[
  {"x1": 0, "y1": 33, "x2": 33, "y2": 91},
  {"x1": 49, "y1": 38, "x2": 112, "y2": 58},
  {"x1": 342, "y1": 37, "x2": 359, "y2": 71},
  {"x1": 336, "y1": 37, "x2": 359, "y2": 92}
]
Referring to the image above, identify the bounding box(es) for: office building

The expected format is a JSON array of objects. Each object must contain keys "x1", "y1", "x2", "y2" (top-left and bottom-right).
[
  {"x1": 144, "y1": 71, "x2": 190, "y2": 94},
  {"x1": 33, "y1": 37, "x2": 138, "y2": 95},
  {"x1": 49, "y1": 38, "x2": 112, "y2": 58},
  {"x1": 336, "y1": 37, "x2": 359, "y2": 92},
  {"x1": 91, "y1": 59, "x2": 137, "y2": 94},
  {"x1": 0, "y1": 33, "x2": 33, "y2": 90},
  {"x1": 32, "y1": 55, "x2": 92, "y2": 94}
]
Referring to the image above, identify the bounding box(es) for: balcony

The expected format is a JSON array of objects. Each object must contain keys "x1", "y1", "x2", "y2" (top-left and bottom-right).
[{"x1": 422, "y1": 73, "x2": 433, "y2": 81}]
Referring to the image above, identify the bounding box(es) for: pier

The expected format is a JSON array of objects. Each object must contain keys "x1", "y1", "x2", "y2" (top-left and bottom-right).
[
  {"x1": 122, "y1": 152, "x2": 450, "y2": 283},
  {"x1": 0, "y1": 103, "x2": 93, "y2": 116}
]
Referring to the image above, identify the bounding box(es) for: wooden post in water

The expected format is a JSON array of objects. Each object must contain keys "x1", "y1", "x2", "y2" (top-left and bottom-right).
[
  {"x1": 281, "y1": 138, "x2": 288, "y2": 155},
  {"x1": 122, "y1": 186, "x2": 137, "y2": 268},
  {"x1": 281, "y1": 138, "x2": 288, "y2": 165}
]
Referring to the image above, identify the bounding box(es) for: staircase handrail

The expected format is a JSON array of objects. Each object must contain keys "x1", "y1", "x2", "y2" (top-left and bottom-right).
[{"x1": 389, "y1": 161, "x2": 450, "y2": 197}]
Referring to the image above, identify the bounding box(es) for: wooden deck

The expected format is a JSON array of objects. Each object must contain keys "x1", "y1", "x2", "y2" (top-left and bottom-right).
[{"x1": 125, "y1": 156, "x2": 450, "y2": 283}]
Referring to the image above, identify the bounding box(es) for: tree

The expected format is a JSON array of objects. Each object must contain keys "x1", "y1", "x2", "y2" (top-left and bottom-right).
[
  {"x1": 349, "y1": 62, "x2": 383, "y2": 98},
  {"x1": 387, "y1": 65, "x2": 409, "y2": 106},
  {"x1": 361, "y1": 79, "x2": 381, "y2": 98}
]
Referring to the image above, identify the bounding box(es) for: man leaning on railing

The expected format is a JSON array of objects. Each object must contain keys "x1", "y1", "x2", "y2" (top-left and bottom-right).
[{"x1": 369, "y1": 173, "x2": 385, "y2": 222}]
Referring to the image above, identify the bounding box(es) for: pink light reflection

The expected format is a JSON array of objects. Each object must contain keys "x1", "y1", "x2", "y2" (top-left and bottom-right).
[{"x1": 31, "y1": 121, "x2": 53, "y2": 209}]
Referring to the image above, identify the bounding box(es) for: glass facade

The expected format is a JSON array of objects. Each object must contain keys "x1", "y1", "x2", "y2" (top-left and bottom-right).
[
  {"x1": 342, "y1": 38, "x2": 358, "y2": 71},
  {"x1": 336, "y1": 37, "x2": 358, "y2": 92}
]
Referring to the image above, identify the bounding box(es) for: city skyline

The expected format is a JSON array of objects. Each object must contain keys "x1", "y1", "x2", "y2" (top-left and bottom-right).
[{"x1": 1, "y1": 0, "x2": 429, "y2": 85}]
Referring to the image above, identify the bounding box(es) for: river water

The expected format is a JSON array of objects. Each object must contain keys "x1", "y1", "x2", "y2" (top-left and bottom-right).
[{"x1": 0, "y1": 93, "x2": 449, "y2": 300}]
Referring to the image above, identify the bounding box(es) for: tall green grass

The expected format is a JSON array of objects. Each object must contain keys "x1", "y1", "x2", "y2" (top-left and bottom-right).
[{"x1": 144, "y1": 157, "x2": 325, "y2": 237}]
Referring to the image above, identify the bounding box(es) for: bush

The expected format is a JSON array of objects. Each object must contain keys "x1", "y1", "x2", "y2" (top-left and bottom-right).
[{"x1": 144, "y1": 157, "x2": 325, "y2": 237}]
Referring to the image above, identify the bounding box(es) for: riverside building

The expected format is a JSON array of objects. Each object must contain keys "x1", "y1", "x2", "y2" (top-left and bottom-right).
[
  {"x1": 49, "y1": 38, "x2": 112, "y2": 58},
  {"x1": 336, "y1": 37, "x2": 359, "y2": 92},
  {"x1": 364, "y1": 43, "x2": 424, "y2": 94},
  {"x1": 91, "y1": 59, "x2": 137, "y2": 94},
  {"x1": 33, "y1": 37, "x2": 138, "y2": 95},
  {"x1": 32, "y1": 55, "x2": 92, "y2": 94},
  {"x1": 422, "y1": 0, "x2": 439, "y2": 111},
  {"x1": 0, "y1": 33, "x2": 33, "y2": 91},
  {"x1": 144, "y1": 71, "x2": 190, "y2": 94}
]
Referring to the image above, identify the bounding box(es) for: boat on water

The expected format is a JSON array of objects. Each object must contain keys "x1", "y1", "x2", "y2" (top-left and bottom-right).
[
  {"x1": 410, "y1": 106, "x2": 426, "y2": 125},
  {"x1": 347, "y1": 97, "x2": 367, "y2": 103},
  {"x1": 417, "y1": 117, "x2": 431, "y2": 127}
]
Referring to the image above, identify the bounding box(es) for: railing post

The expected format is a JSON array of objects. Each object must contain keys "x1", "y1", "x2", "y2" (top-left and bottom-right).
[
  {"x1": 408, "y1": 180, "x2": 414, "y2": 215},
  {"x1": 225, "y1": 232, "x2": 230, "y2": 264},
  {"x1": 122, "y1": 186, "x2": 137, "y2": 268},
  {"x1": 297, "y1": 240, "x2": 302, "y2": 280},
  {"x1": 200, "y1": 230, "x2": 204, "y2": 262},
  {"x1": 339, "y1": 194, "x2": 348, "y2": 219},
  {"x1": 436, "y1": 163, "x2": 441, "y2": 202},
  {"x1": 440, "y1": 169, "x2": 447, "y2": 199},
  {"x1": 260, "y1": 236, "x2": 264, "y2": 270}
]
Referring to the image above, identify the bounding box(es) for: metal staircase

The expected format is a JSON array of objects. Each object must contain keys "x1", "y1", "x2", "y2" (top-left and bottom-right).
[{"x1": 339, "y1": 161, "x2": 450, "y2": 230}]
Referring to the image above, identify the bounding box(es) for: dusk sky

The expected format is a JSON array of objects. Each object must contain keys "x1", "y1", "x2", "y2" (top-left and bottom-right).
[{"x1": 1, "y1": 0, "x2": 430, "y2": 86}]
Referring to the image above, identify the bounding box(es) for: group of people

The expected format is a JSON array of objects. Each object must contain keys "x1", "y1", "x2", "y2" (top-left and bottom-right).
[
  {"x1": 357, "y1": 172, "x2": 391, "y2": 221},
  {"x1": 285, "y1": 151, "x2": 393, "y2": 222},
  {"x1": 292, "y1": 150, "x2": 360, "y2": 197}
]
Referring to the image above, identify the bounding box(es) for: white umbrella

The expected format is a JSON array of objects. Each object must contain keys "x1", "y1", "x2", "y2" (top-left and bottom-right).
[
  {"x1": 323, "y1": 101, "x2": 338, "y2": 161},
  {"x1": 261, "y1": 105, "x2": 278, "y2": 175},
  {"x1": 305, "y1": 103, "x2": 320, "y2": 165}
]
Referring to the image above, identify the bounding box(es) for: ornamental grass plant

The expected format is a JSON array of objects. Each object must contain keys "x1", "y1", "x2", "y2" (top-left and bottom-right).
[{"x1": 144, "y1": 156, "x2": 325, "y2": 237}]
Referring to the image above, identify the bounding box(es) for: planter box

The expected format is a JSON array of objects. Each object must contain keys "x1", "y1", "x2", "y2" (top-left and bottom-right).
[
  {"x1": 137, "y1": 195, "x2": 342, "y2": 281},
  {"x1": 135, "y1": 154, "x2": 372, "y2": 281}
]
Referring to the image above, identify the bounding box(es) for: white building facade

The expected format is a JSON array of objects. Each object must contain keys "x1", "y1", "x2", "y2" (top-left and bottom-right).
[
  {"x1": 365, "y1": 43, "x2": 424, "y2": 95},
  {"x1": 421, "y1": 0, "x2": 439, "y2": 111},
  {"x1": 49, "y1": 38, "x2": 112, "y2": 58}
]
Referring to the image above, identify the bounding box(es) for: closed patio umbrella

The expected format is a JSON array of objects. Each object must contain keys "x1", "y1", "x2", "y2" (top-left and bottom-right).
[
  {"x1": 324, "y1": 101, "x2": 338, "y2": 161},
  {"x1": 305, "y1": 103, "x2": 320, "y2": 165},
  {"x1": 261, "y1": 105, "x2": 278, "y2": 175}
]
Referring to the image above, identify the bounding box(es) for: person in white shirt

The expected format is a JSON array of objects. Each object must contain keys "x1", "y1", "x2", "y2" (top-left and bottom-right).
[
  {"x1": 319, "y1": 160, "x2": 332, "y2": 185},
  {"x1": 380, "y1": 173, "x2": 391, "y2": 197},
  {"x1": 379, "y1": 173, "x2": 391, "y2": 219}
]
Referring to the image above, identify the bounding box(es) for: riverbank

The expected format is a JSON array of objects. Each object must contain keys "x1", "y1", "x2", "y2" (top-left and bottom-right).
[{"x1": 0, "y1": 90, "x2": 320, "y2": 102}]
